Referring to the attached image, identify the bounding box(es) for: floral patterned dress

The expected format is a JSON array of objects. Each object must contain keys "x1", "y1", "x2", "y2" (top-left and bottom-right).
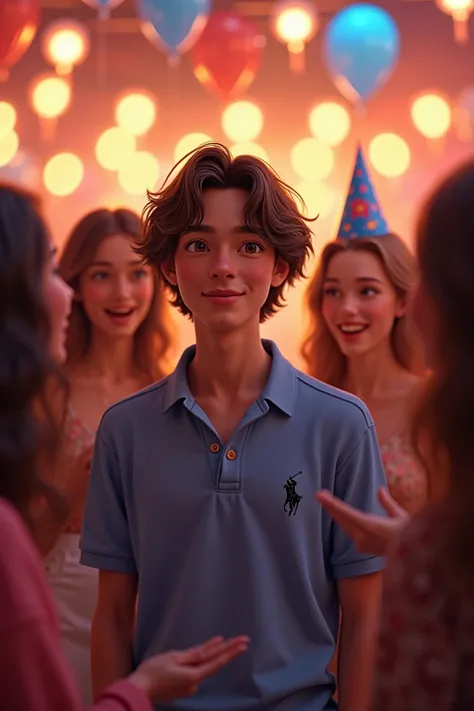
[
  {"x1": 372, "y1": 508, "x2": 474, "y2": 710},
  {"x1": 380, "y1": 429, "x2": 427, "y2": 514}
]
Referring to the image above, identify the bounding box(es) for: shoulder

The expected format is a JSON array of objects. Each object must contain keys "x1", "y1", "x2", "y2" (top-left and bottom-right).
[
  {"x1": 0, "y1": 499, "x2": 53, "y2": 631},
  {"x1": 294, "y1": 368, "x2": 374, "y2": 428},
  {"x1": 0, "y1": 498, "x2": 32, "y2": 544},
  {"x1": 100, "y1": 377, "x2": 169, "y2": 428}
]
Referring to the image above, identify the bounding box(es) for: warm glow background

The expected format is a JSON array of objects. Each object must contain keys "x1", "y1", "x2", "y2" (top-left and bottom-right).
[{"x1": 1, "y1": 0, "x2": 473, "y2": 369}]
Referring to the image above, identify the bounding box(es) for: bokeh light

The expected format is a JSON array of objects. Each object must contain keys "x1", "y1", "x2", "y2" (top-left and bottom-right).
[
  {"x1": 115, "y1": 92, "x2": 157, "y2": 137},
  {"x1": 221, "y1": 101, "x2": 264, "y2": 143},
  {"x1": 29, "y1": 75, "x2": 71, "y2": 119},
  {"x1": 308, "y1": 102, "x2": 351, "y2": 146},
  {"x1": 231, "y1": 142, "x2": 269, "y2": 162},
  {"x1": 118, "y1": 152, "x2": 160, "y2": 195},
  {"x1": 0, "y1": 102, "x2": 16, "y2": 141},
  {"x1": 295, "y1": 180, "x2": 335, "y2": 219},
  {"x1": 272, "y1": 0, "x2": 318, "y2": 46},
  {"x1": 42, "y1": 20, "x2": 90, "y2": 74},
  {"x1": 369, "y1": 133, "x2": 411, "y2": 178},
  {"x1": 174, "y1": 133, "x2": 213, "y2": 163},
  {"x1": 411, "y1": 93, "x2": 452, "y2": 139},
  {"x1": 95, "y1": 127, "x2": 136, "y2": 171},
  {"x1": 290, "y1": 138, "x2": 334, "y2": 181},
  {"x1": 0, "y1": 131, "x2": 19, "y2": 167},
  {"x1": 43, "y1": 153, "x2": 84, "y2": 196},
  {"x1": 0, "y1": 149, "x2": 41, "y2": 189}
]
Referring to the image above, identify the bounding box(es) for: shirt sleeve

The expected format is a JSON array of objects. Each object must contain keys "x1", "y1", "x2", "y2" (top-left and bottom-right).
[
  {"x1": 371, "y1": 522, "x2": 458, "y2": 711},
  {"x1": 80, "y1": 423, "x2": 137, "y2": 574},
  {"x1": 330, "y1": 425, "x2": 387, "y2": 578}
]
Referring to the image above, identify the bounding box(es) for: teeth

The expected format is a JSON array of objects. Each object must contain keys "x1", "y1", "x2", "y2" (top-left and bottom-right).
[
  {"x1": 340, "y1": 324, "x2": 366, "y2": 333},
  {"x1": 108, "y1": 310, "x2": 132, "y2": 316}
]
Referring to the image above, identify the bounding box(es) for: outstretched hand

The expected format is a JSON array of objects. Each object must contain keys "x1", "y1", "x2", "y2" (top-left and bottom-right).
[
  {"x1": 129, "y1": 635, "x2": 250, "y2": 702},
  {"x1": 316, "y1": 486, "x2": 409, "y2": 556}
]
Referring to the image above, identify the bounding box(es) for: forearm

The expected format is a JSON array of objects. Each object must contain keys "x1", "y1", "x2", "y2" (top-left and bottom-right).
[
  {"x1": 91, "y1": 610, "x2": 135, "y2": 700},
  {"x1": 337, "y1": 613, "x2": 378, "y2": 711}
]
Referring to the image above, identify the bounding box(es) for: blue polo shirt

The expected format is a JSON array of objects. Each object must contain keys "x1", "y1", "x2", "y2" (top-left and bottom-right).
[{"x1": 80, "y1": 340, "x2": 387, "y2": 711}]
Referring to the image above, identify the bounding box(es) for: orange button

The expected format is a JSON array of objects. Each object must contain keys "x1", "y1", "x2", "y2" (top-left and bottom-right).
[
  {"x1": 210, "y1": 443, "x2": 220, "y2": 453},
  {"x1": 226, "y1": 449, "x2": 237, "y2": 461}
]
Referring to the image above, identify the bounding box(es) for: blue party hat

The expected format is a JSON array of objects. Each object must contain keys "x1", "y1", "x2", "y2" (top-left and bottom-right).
[{"x1": 336, "y1": 145, "x2": 390, "y2": 239}]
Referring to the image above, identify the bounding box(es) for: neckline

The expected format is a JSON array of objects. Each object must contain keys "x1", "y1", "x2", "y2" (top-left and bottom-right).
[{"x1": 66, "y1": 405, "x2": 95, "y2": 438}]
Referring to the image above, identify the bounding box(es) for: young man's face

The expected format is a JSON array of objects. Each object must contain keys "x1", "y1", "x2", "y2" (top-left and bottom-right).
[{"x1": 163, "y1": 188, "x2": 289, "y2": 333}]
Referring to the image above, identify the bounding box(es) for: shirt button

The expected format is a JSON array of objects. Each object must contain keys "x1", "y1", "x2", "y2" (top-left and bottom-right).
[
  {"x1": 226, "y1": 449, "x2": 237, "y2": 461},
  {"x1": 210, "y1": 443, "x2": 220, "y2": 453}
]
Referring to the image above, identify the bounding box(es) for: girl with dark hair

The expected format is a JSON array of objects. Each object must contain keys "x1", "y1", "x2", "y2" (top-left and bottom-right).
[
  {"x1": 371, "y1": 159, "x2": 474, "y2": 710},
  {"x1": 0, "y1": 182, "x2": 248, "y2": 710},
  {"x1": 43, "y1": 207, "x2": 175, "y2": 703}
]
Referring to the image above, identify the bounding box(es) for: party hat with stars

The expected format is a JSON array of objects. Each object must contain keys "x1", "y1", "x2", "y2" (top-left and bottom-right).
[{"x1": 336, "y1": 145, "x2": 389, "y2": 239}]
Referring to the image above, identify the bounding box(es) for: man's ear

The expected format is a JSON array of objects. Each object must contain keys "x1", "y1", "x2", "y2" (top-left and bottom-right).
[
  {"x1": 271, "y1": 258, "x2": 290, "y2": 288},
  {"x1": 161, "y1": 260, "x2": 177, "y2": 286}
]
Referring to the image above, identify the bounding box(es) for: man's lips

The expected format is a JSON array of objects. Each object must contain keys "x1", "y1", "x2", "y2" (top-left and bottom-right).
[{"x1": 203, "y1": 290, "x2": 244, "y2": 297}]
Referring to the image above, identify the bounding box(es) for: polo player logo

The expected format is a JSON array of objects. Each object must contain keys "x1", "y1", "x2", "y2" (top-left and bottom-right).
[{"x1": 283, "y1": 471, "x2": 302, "y2": 516}]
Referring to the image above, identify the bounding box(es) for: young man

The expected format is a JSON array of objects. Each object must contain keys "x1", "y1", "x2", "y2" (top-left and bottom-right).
[{"x1": 80, "y1": 144, "x2": 387, "y2": 711}]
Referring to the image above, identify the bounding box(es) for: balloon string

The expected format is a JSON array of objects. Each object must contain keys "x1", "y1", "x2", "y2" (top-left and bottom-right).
[
  {"x1": 453, "y1": 15, "x2": 469, "y2": 45},
  {"x1": 97, "y1": 10, "x2": 109, "y2": 87},
  {"x1": 40, "y1": 117, "x2": 56, "y2": 143},
  {"x1": 352, "y1": 101, "x2": 367, "y2": 145},
  {"x1": 167, "y1": 52, "x2": 182, "y2": 150}
]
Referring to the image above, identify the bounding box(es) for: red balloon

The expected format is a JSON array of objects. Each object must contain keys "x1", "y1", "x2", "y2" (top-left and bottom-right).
[
  {"x1": 0, "y1": 0, "x2": 40, "y2": 76},
  {"x1": 190, "y1": 11, "x2": 265, "y2": 101}
]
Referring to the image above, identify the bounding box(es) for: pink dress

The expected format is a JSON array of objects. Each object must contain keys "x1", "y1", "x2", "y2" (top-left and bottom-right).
[
  {"x1": 380, "y1": 429, "x2": 427, "y2": 514},
  {"x1": 44, "y1": 408, "x2": 97, "y2": 704}
]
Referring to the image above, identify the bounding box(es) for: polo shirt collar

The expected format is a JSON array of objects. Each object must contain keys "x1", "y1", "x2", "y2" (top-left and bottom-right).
[{"x1": 163, "y1": 339, "x2": 296, "y2": 417}]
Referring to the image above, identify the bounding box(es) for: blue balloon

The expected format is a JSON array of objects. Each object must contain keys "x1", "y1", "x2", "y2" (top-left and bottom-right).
[
  {"x1": 136, "y1": 0, "x2": 211, "y2": 56},
  {"x1": 324, "y1": 3, "x2": 400, "y2": 104}
]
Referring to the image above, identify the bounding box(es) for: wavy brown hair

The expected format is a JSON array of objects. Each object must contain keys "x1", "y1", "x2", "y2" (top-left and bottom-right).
[
  {"x1": 59, "y1": 208, "x2": 174, "y2": 382},
  {"x1": 411, "y1": 161, "x2": 474, "y2": 579},
  {"x1": 138, "y1": 143, "x2": 315, "y2": 322},
  {"x1": 0, "y1": 182, "x2": 68, "y2": 524},
  {"x1": 301, "y1": 234, "x2": 424, "y2": 386}
]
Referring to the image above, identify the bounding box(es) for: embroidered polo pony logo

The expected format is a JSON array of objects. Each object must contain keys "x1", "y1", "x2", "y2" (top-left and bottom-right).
[{"x1": 283, "y1": 471, "x2": 302, "y2": 516}]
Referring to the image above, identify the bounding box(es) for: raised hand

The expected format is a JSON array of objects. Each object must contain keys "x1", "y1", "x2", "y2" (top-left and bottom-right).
[
  {"x1": 129, "y1": 635, "x2": 250, "y2": 702},
  {"x1": 316, "y1": 486, "x2": 408, "y2": 556}
]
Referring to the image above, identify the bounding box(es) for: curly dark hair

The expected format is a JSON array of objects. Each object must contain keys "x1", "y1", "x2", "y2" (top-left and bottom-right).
[
  {"x1": 138, "y1": 143, "x2": 315, "y2": 322},
  {"x1": 0, "y1": 182, "x2": 67, "y2": 523}
]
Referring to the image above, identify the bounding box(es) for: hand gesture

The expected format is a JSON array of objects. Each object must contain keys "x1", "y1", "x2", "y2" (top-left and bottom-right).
[
  {"x1": 316, "y1": 486, "x2": 409, "y2": 556},
  {"x1": 129, "y1": 635, "x2": 249, "y2": 702}
]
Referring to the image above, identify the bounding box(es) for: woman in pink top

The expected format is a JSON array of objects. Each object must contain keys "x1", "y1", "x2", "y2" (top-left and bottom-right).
[
  {"x1": 302, "y1": 148, "x2": 426, "y2": 515},
  {"x1": 0, "y1": 182, "x2": 248, "y2": 710}
]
